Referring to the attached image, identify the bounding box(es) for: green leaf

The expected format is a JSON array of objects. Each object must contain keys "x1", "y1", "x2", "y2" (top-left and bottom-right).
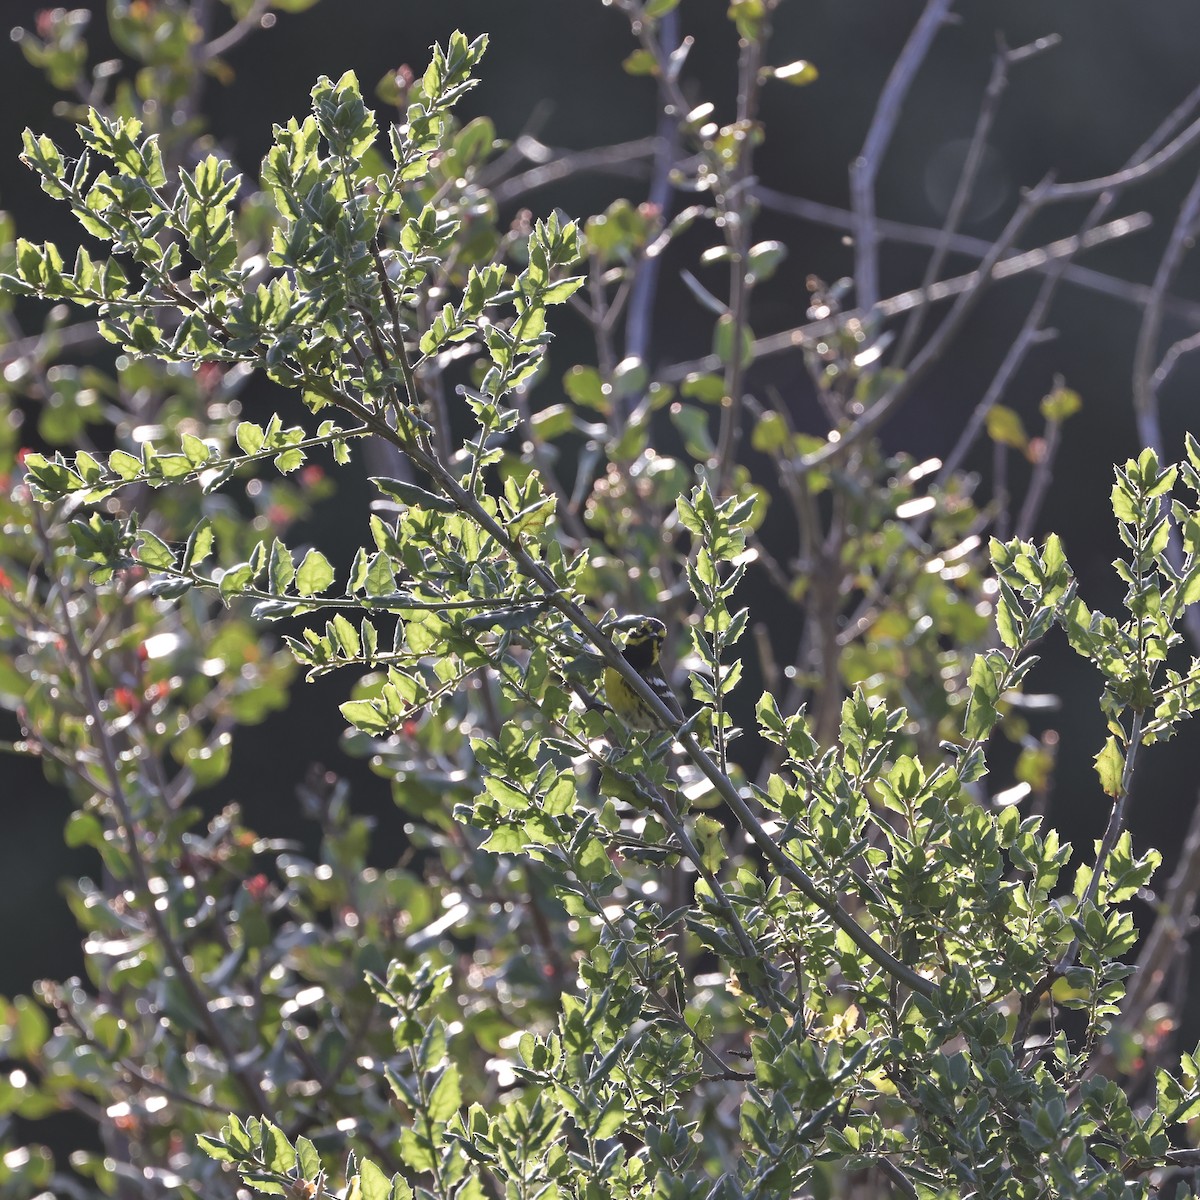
[
  {"x1": 341, "y1": 700, "x2": 393, "y2": 735},
  {"x1": 259, "y1": 1119, "x2": 296, "y2": 1174},
  {"x1": 670, "y1": 403, "x2": 714, "y2": 460},
  {"x1": 372, "y1": 477, "x2": 457, "y2": 513},
  {"x1": 713, "y1": 312, "x2": 755, "y2": 367},
  {"x1": 1041, "y1": 383, "x2": 1082, "y2": 423},
  {"x1": 751, "y1": 411, "x2": 789, "y2": 453},
  {"x1": 236, "y1": 422, "x2": 265, "y2": 454},
  {"x1": 427, "y1": 1063, "x2": 462, "y2": 1122},
  {"x1": 296, "y1": 549, "x2": 335, "y2": 595},
  {"x1": 269, "y1": 539, "x2": 296, "y2": 593},
  {"x1": 963, "y1": 653, "x2": 1000, "y2": 741},
  {"x1": 358, "y1": 1159, "x2": 392, "y2": 1200},
  {"x1": 576, "y1": 837, "x2": 616, "y2": 885},
  {"x1": 746, "y1": 240, "x2": 787, "y2": 283},
  {"x1": 296, "y1": 1137, "x2": 321, "y2": 1181},
  {"x1": 196, "y1": 1135, "x2": 237, "y2": 1163},
  {"x1": 986, "y1": 404, "x2": 1028, "y2": 450},
  {"x1": 108, "y1": 449, "x2": 143, "y2": 480},
  {"x1": 1094, "y1": 736, "x2": 1124, "y2": 798},
  {"x1": 137, "y1": 531, "x2": 176, "y2": 570},
  {"x1": 480, "y1": 826, "x2": 526, "y2": 854},
  {"x1": 184, "y1": 519, "x2": 215, "y2": 570},
  {"x1": 331, "y1": 613, "x2": 361, "y2": 657},
  {"x1": 540, "y1": 276, "x2": 584, "y2": 304}
]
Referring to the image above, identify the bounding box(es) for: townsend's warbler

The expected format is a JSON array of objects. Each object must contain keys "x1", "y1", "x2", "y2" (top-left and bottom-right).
[{"x1": 604, "y1": 616, "x2": 685, "y2": 731}]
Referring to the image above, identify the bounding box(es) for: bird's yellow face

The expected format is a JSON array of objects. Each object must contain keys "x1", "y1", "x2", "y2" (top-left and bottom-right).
[{"x1": 619, "y1": 617, "x2": 666, "y2": 672}]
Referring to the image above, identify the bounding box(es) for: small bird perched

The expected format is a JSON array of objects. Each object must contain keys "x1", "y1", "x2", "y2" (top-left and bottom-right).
[{"x1": 604, "y1": 616, "x2": 685, "y2": 731}]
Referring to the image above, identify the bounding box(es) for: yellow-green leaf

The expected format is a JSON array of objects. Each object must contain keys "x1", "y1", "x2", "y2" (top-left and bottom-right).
[
  {"x1": 1093, "y1": 736, "x2": 1124, "y2": 797},
  {"x1": 986, "y1": 404, "x2": 1028, "y2": 450}
]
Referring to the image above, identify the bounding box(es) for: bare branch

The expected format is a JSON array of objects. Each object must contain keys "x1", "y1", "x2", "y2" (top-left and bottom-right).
[
  {"x1": 1153, "y1": 329, "x2": 1200, "y2": 392},
  {"x1": 894, "y1": 34, "x2": 1060, "y2": 369},
  {"x1": 202, "y1": 0, "x2": 271, "y2": 61},
  {"x1": 714, "y1": 9, "x2": 770, "y2": 495},
  {"x1": 624, "y1": 11, "x2": 684, "y2": 399},
  {"x1": 756, "y1": 184, "x2": 1200, "y2": 326},
  {"x1": 660, "y1": 212, "x2": 1149, "y2": 383},
  {"x1": 1014, "y1": 393, "x2": 1066, "y2": 541},
  {"x1": 489, "y1": 136, "x2": 660, "y2": 205},
  {"x1": 1132, "y1": 171, "x2": 1200, "y2": 456},
  {"x1": 850, "y1": 0, "x2": 957, "y2": 313},
  {"x1": 1042, "y1": 113, "x2": 1200, "y2": 203},
  {"x1": 662, "y1": 211, "x2": 1147, "y2": 388}
]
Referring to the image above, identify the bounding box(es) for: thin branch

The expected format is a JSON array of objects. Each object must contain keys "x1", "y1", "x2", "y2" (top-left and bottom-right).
[
  {"x1": 659, "y1": 211, "x2": 1151, "y2": 382},
  {"x1": 927, "y1": 24, "x2": 1172, "y2": 493},
  {"x1": 1014, "y1": 400, "x2": 1065, "y2": 541},
  {"x1": 1007, "y1": 77, "x2": 1200, "y2": 541},
  {"x1": 1132, "y1": 171, "x2": 1200, "y2": 459},
  {"x1": 1017, "y1": 714, "x2": 1146, "y2": 1056},
  {"x1": 489, "y1": 136, "x2": 661, "y2": 205},
  {"x1": 801, "y1": 175, "x2": 1056, "y2": 472},
  {"x1": 875, "y1": 1157, "x2": 920, "y2": 1200},
  {"x1": 1042, "y1": 112, "x2": 1200, "y2": 203},
  {"x1": 714, "y1": 11, "x2": 770, "y2": 495},
  {"x1": 894, "y1": 34, "x2": 1060, "y2": 369},
  {"x1": 755, "y1": 184, "x2": 1200, "y2": 326},
  {"x1": 0, "y1": 318, "x2": 125, "y2": 367},
  {"x1": 623, "y1": 11, "x2": 684, "y2": 377},
  {"x1": 201, "y1": 0, "x2": 271, "y2": 61},
  {"x1": 1072, "y1": 716, "x2": 1144, "y2": 958},
  {"x1": 850, "y1": 0, "x2": 958, "y2": 313},
  {"x1": 1153, "y1": 329, "x2": 1200, "y2": 392},
  {"x1": 939, "y1": 325, "x2": 1057, "y2": 486}
]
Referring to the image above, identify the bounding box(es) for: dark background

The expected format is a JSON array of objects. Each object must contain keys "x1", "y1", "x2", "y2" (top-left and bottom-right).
[{"x1": 3, "y1": 0, "x2": 1200, "y2": 1043}]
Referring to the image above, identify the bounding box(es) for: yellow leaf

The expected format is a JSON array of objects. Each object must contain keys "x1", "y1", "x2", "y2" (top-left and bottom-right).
[
  {"x1": 986, "y1": 404, "x2": 1028, "y2": 450},
  {"x1": 1093, "y1": 736, "x2": 1124, "y2": 797}
]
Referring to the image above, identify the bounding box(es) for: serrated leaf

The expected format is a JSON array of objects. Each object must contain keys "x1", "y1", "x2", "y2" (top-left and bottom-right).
[
  {"x1": 1094, "y1": 736, "x2": 1124, "y2": 798},
  {"x1": 196, "y1": 1134, "x2": 237, "y2": 1163},
  {"x1": 372, "y1": 477, "x2": 456, "y2": 513},
  {"x1": 358, "y1": 1159, "x2": 391, "y2": 1200},
  {"x1": 184, "y1": 518, "x2": 215, "y2": 569},
  {"x1": 341, "y1": 700, "x2": 392, "y2": 734},
  {"x1": 137, "y1": 531, "x2": 176, "y2": 570},
  {"x1": 296, "y1": 549, "x2": 335, "y2": 596},
  {"x1": 332, "y1": 613, "x2": 361, "y2": 657},
  {"x1": 108, "y1": 449, "x2": 143, "y2": 480},
  {"x1": 427, "y1": 1063, "x2": 461, "y2": 1122},
  {"x1": 268, "y1": 539, "x2": 296, "y2": 592},
  {"x1": 236, "y1": 422, "x2": 265, "y2": 454}
]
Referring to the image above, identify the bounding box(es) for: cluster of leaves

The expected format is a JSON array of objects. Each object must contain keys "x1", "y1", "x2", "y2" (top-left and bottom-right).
[{"x1": 2, "y1": 3, "x2": 1198, "y2": 1200}]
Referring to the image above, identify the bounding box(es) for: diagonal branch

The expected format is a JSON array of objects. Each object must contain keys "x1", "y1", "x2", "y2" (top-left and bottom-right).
[
  {"x1": 659, "y1": 212, "x2": 1150, "y2": 384},
  {"x1": 755, "y1": 185, "x2": 1200, "y2": 326},
  {"x1": 850, "y1": 0, "x2": 958, "y2": 313}
]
